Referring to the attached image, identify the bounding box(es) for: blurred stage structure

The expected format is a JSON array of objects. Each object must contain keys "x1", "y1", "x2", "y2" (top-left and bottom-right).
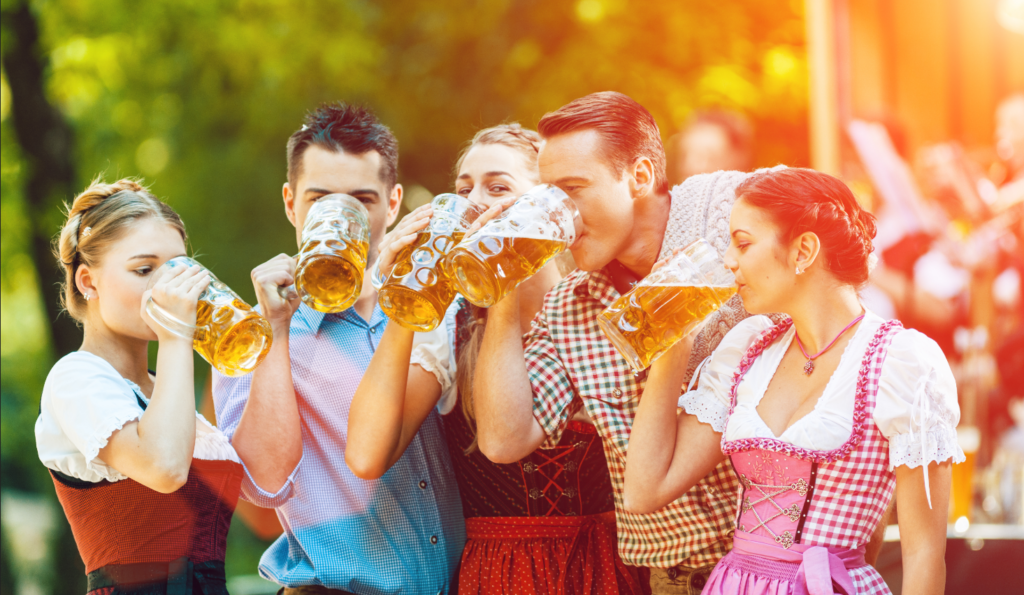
[{"x1": 806, "y1": 1, "x2": 1024, "y2": 593}]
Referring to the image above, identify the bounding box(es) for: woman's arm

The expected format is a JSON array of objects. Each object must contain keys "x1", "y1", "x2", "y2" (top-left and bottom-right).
[
  {"x1": 895, "y1": 461, "x2": 951, "y2": 595},
  {"x1": 346, "y1": 322, "x2": 444, "y2": 479},
  {"x1": 624, "y1": 336, "x2": 725, "y2": 514},
  {"x1": 98, "y1": 265, "x2": 210, "y2": 493}
]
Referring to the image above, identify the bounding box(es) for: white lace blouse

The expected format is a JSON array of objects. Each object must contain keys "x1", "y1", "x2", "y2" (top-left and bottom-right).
[
  {"x1": 36, "y1": 351, "x2": 241, "y2": 483},
  {"x1": 680, "y1": 311, "x2": 965, "y2": 473}
]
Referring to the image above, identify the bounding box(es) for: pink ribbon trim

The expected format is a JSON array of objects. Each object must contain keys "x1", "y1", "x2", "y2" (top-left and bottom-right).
[{"x1": 731, "y1": 531, "x2": 865, "y2": 595}]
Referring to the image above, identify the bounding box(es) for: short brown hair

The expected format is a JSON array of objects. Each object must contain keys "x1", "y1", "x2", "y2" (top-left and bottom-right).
[
  {"x1": 286, "y1": 102, "x2": 399, "y2": 190},
  {"x1": 55, "y1": 178, "x2": 186, "y2": 322},
  {"x1": 538, "y1": 91, "x2": 667, "y2": 193}
]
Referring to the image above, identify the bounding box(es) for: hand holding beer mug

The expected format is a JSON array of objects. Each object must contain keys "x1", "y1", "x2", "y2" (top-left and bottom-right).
[
  {"x1": 446, "y1": 184, "x2": 579, "y2": 308},
  {"x1": 597, "y1": 239, "x2": 737, "y2": 372},
  {"x1": 279, "y1": 194, "x2": 370, "y2": 313},
  {"x1": 146, "y1": 257, "x2": 274, "y2": 377},
  {"x1": 378, "y1": 194, "x2": 486, "y2": 331}
]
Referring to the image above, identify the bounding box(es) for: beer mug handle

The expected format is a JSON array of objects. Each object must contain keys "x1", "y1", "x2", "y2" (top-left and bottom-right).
[
  {"x1": 368, "y1": 259, "x2": 387, "y2": 291},
  {"x1": 145, "y1": 297, "x2": 207, "y2": 342},
  {"x1": 277, "y1": 284, "x2": 300, "y2": 301}
]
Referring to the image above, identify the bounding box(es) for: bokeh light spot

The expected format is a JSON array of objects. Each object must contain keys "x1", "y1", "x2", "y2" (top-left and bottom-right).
[
  {"x1": 136, "y1": 138, "x2": 170, "y2": 175},
  {"x1": 576, "y1": 0, "x2": 605, "y2": 23}
]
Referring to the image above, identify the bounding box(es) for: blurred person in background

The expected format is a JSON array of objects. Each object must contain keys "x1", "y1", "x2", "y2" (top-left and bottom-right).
[
  {"x1": 213, "y1": 103, "x2": 465, "y2": 595},
  {"x1": 346, "y1": 123, "x2": 647, "y2": 594},
  {"x1": 35, "y1": 179, "x2": 296, "y2": 594},
  {"x1": 666, "y1": 109, "x2": 755, "y2": 186}
]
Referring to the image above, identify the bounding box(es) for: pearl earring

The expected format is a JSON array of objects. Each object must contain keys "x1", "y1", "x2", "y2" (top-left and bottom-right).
[{"x1": 795, "y1": 267, "x2": 803, "y2": 275}]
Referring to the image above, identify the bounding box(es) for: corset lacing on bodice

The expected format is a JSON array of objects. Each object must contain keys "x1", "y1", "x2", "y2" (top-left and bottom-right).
[{"x1": 738, "y1": 473, "x2": 809, "y2": 550}]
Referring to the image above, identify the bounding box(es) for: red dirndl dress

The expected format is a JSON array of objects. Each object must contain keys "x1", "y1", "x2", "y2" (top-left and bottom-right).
[
  {"x1": 446, "y1": 302, "x2": 649, "y2": 595},
  {"x1": 50, "y1": 393, "x2": 243, "y2": 595}
]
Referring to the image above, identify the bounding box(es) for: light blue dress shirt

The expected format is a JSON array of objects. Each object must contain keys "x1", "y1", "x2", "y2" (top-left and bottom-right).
[{"x1": 214, "y1": 303, "x2": 465, "y2": 595}]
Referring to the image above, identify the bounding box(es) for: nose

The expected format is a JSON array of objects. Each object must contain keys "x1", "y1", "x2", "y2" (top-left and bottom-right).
[
  {"x1": 723, "y1": 247, "x2": 739, "y2": 273},
  {"x1": 467, "y1": 185, "x2": 489, "y2": 208}
]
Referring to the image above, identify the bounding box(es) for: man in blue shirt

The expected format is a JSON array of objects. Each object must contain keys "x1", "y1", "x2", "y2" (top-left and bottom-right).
[{"x1": 214, "y1": 102, "x2": 465, "y2": 595}]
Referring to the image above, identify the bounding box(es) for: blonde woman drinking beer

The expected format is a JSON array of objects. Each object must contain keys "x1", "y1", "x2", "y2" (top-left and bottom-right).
[
  {"x1": 347, "y1": 124, "x2": 648, "y2": 595},
  {"x1": 34, "y1": 179, "x2": 298, "y2": 594},
  {"x1": 623, "y1": 168, "x2": 961, "y2": 595}
]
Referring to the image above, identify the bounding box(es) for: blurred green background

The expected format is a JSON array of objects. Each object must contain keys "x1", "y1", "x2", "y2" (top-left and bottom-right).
[{"x1": 0, "y1": 0, "x2": 808, "y2": 592}]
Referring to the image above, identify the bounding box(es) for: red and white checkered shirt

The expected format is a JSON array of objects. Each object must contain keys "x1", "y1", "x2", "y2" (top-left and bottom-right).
[{"x1": 524, "y1": 268, "x2": 740, "y2": 569}]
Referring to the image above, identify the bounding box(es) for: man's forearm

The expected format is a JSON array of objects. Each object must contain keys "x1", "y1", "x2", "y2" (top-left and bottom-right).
[
  {"x1": 232, "y1": 332, "x2": 302, "y2": 491},
  {"x1": 474, "y1": 292, "x2": 545, "y2": 463}
]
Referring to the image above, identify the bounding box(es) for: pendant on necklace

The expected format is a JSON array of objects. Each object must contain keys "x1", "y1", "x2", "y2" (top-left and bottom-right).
[{"x1": 803, "y1": 359, "x2": 815, "y2": 375}]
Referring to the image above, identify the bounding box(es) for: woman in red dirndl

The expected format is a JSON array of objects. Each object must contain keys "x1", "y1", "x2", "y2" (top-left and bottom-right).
[
  {"x1": 36, "y1": 179, "x2": 298, "y2": 595},
  {"x1": 347, "y1": 124, "x2": 647, "y2": 595}
]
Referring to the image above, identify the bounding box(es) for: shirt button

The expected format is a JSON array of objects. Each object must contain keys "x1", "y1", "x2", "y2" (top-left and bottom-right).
[
  {"x1": 430, "y1": 535, "x2": 438, "y2": 544},
  {"x1": 419, "y1": 480, "x2": 428, "y2": 489},
  {"x1": 370, "y1": 327, "x2": 377, "y2": 334},
  {"x1": 613, "y1": 388, "x2": 623, "y2": 396}
]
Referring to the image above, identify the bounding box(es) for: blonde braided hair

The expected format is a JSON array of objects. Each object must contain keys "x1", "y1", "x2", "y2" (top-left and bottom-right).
[{"x1": 55, "y1": 177, "x2": 186, "y2": 322}]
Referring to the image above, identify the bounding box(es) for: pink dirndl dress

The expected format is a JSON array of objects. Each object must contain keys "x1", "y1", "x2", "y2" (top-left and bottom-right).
[{"x1": 700, "y1": 318, "x2": 904, "y2": 595}]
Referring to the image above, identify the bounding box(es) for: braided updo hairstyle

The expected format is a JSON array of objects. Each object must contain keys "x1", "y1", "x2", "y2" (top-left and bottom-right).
[
  {"x1": 55, "y1": 178, "x2": 186, "y2": 322},
  {"x1": 734, "y1": 168, "x2": 877, "y2": 287}
]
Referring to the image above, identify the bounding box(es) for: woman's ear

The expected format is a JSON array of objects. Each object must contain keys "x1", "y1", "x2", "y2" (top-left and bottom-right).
[
  {"x1": 76, "y1": 265, "x2": 97, "y2": 301},
  {"x1": 791, "y1": 231, "x2": 821, "y2": 275}
]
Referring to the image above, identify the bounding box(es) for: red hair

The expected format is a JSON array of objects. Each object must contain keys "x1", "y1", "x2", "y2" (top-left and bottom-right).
[{"x1": 735, "y1": 168, "x2": 877, "y2": 287}]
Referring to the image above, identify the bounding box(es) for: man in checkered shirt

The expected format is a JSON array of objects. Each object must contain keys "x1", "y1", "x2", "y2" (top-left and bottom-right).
[{"x1": 472, "y1": 92, "x2": 745, "y2": 595}]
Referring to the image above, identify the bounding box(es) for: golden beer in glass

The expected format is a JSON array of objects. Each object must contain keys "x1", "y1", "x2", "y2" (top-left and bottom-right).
[
  {"x1": 378, "y1": 193, "x2": 485, "y2": 331},
  {"x1": 447, "y1": 184, "x2": 579, "y2": 307},
  {"x1": 598, "y1": 239, "x2": 736, "y2": 372},
  {"x1": 950, "y1": 425, "x2": 980, "y2": 523},
  {"x1": 146, "y1": 257, "x2": 273, "y2": 377},
  {"x1": 280, "y1": 194, "x2": 370, "y2": 313}
]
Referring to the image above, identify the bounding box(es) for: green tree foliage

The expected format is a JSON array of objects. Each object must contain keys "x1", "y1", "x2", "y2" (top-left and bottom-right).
[{"x1": 1, "y1": 0, "x2": 808, "y2": 588}]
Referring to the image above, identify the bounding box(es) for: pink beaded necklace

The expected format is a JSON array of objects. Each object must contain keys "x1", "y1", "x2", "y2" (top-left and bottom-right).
[{"x1": 793, "y1": 312, "x2": 866, "y2": 375}]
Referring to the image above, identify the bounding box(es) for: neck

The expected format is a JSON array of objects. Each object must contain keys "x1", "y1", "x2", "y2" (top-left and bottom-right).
[
  {"x1": 80, "y1": 322, "x2": 153, "y2": 386},
  {"x1": 616, "y1": 189, "x2": 671, "y2": 278},
  {"x1": 517, "y1": 261, "x2": 562, "y2": 333},
  {"x1": 787, "y1": 279, "x2": 864, "y2": 355}
]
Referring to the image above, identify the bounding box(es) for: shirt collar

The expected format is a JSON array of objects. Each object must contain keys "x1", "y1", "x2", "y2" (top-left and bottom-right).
[
  {"x1": 294, "y1": 301, "x2": 388, "y2": 333},
  {"x1": 571, "y1": 267, "x2": 621, "y2": 309}
]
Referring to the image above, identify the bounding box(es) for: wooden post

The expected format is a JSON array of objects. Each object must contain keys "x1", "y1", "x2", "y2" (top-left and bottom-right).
[{"x1": 806, "y1": 0, "x2": 841, "y2": 175}]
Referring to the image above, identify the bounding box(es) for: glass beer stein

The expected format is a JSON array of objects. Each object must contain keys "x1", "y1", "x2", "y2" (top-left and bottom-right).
[
  {"x1": 446, "y1": 184, "x2": 579, "y2": 308},
  {"x1": 279, "y1": 194, "x2": 370, "y2": 313},
  {"x1": 146, "y1": 257, "x2": 274, "y2": 377},
  {"x1": 378, "y1": 193, "x2": 486, "y2": 332},
  {"x1": 597, "y1": 239, "x2": 737, "y2": 372}
]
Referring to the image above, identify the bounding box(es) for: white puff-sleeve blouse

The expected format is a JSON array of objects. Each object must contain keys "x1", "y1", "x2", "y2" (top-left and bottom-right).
[
  {"x1": 36, "y1": 351, "x2": 241, "y2": 483},
  {"x1": 680, "y1": 311, "x2": 965, "y2": 474},
  {"x1": 408, "y1": 299, "x2": 461, "y2": 415}
]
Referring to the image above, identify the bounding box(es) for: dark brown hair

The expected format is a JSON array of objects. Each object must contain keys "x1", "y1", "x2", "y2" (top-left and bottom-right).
[
  {"x1": 286, "y1": 102, "x2": 399, "y2": 190},
  {"x1": 735, "y1": 168, "x2": 877, "y2": 287},
  {"x1": 538, "y1": 91, "x2": 668, "y2": 194}
]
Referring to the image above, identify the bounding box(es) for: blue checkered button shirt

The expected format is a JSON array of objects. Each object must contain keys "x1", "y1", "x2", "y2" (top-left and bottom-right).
[{"x1": 214, "y1": 303, "x2": 465, "y2": 595}]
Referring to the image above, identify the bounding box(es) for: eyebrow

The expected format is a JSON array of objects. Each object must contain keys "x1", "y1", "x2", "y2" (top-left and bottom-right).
[
  {"x1": 128, "y1": 254, "x2": 160, "y2": 260},
  {"x1": 305, "y1": 188, "x2": 380, "y2": 199},
  {"x1": 731, "y1": 229, "x2": 749, "y2": 237},
  {"x1": 457, "y1": 171, "x2": 513, "y2": 180},
  {"x1": 553, "y1": 176, "x2": 589, "y2": 185}
]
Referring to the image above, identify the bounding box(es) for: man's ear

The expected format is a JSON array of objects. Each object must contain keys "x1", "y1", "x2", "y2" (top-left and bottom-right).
[
  {"x1": 386, "y1": 184, "x2": 403, "y2": 227},
  {"x1": 283, "y1": 182, "x2": 298, "y2": 228},
  {"x1": 628, "y1": 156, "x2": 655, "y2": 200}
]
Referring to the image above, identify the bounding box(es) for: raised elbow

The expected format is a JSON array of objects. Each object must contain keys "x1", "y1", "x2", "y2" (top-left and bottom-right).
[
  {"x1": 622, "y1": 484, "x2": 661, "y2": 515},
  {"x1": 151, "y1": 465, "x2": 190, "y2": 494},
  {"x1": 345, "y1": 450, "x2": 387, "y2": 481},
  {"x1": 478, "y1": 435, "x2": 525, "y2": 465}
]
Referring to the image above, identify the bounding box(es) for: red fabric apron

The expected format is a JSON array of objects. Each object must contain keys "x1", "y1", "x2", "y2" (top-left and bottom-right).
[{"x1": 459, "y1": 511, "x2": 649, "y2": 595}]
